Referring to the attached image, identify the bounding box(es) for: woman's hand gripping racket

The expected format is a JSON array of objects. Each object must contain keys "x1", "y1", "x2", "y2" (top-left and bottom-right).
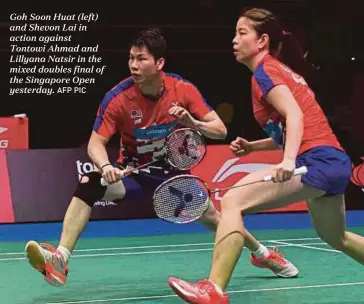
[
  {"x1": 153, "y1": 166, "x2": 308, "y2": 224},
  {"x1": 100, "y1": 128, "x2": 206, "y2": 186}
]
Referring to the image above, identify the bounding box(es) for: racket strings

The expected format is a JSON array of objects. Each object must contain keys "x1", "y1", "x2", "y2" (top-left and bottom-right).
[
  {"x1": 166, "y1": 129, "x2": 206, "y2": 170},
  {"x1": 153, "y1": 176, "x2": 209, "y2": 224}
]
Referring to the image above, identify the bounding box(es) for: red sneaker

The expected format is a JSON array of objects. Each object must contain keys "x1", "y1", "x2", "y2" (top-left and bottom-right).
[
  {"x1": 25, "y1": 241, "x2": 69, "y2": 286},
  {"x1": 168, "y1": 277, "x2": 229, "y2": 304},
  {"x1": 250, "y1": 247, "x2": 299, "y2": 278}
]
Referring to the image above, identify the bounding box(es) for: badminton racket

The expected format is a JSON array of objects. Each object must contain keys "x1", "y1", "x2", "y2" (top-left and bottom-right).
[
  {"x1": 101, "y1": 128, "x2": 206, "y2": 186},
  {"x1": 153, "y1": 166, "x2": 307, "y2": 224}
]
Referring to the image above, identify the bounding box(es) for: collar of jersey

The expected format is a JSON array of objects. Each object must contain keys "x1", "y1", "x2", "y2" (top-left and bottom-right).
[{"x1": 124, "y1": 72, "x2": 168, "y2": 101}]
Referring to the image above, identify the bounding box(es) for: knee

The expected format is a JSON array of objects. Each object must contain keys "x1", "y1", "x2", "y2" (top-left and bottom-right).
[
  {"x1": 220, "y1": 195, "x2": 242, "y2": 214},
  {"x1": 220, "y1": 192, "x2": 254, "y2": 216},
  {"x1": 318, "y1": 232, "x2": 348, "y2": 251},
  {"x1": 73, "y1": 171, "x2": 107, "y2": 207}
]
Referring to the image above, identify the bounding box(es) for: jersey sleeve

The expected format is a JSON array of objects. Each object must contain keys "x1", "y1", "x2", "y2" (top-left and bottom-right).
[
  {"x1": 181, "y1": 82, "x2": 213, "y2": 120},
  {"x1": 253, "y1": 63, "x2": 286, "y2": 96},
  {"x1": 92, "y1": 94, "x2": 121, "y2": 139}
]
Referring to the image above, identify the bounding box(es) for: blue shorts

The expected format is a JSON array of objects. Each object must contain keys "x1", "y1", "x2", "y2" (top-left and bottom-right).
[
  {"x1": 99, "y1": 165, "x2": 185, "y2": 220},
  {"x1": 121, "y1": 169, "x2": 181, "y2": 203},
  {"x1": 117, "y1": 166, "x2": 206, "y2": 210},
  {"x1": 295, "y1": 146, "x2": 352, "y2": 196}
]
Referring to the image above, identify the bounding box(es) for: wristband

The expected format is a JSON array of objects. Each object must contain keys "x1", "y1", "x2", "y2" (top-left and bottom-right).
[{"x1": 101, "y1": 163, "x2": 113, "y2": 171}]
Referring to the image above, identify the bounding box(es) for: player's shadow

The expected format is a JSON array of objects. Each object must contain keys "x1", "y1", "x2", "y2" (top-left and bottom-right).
[
  {"x1": 30, "y1": 281, "x2": 172, "y2": 304},
  {"x1": 243, "y1": 275, "x2": 291, "y2": 280},
  {"x1": 318, "y1": 302, "x2": 364, "y2": 304}
]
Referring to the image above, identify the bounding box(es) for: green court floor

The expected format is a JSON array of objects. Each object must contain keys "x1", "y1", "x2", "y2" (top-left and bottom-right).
[{"x1": 1, "y1": 227, "x2": 364, "y2": 304}]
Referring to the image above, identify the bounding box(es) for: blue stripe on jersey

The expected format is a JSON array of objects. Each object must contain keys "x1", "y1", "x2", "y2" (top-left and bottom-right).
[
  {"x1": 93, "y1": 78, "x2": 135, "y2": 131},
  {"x1": 253, "y1": 63, "x2": 275, "y2": 95},
  {"x1": 166, "y1": 73, "x2": 212, "y2": 111}
]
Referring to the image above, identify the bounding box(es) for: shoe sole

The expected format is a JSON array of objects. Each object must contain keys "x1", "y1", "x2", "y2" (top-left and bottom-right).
[
  {"x1": 276, "y1": 270, "x2": 299, "y2": 278},
  {"x1": 25, "y1": 241, "x2": 45, "y2": 271},
  {"x1": 168, "y1": 281, "x2": 200, "y2": 304},
  {"x1": 251, "y1": 260, "x2": 299, "y2": 278},
  {"x1": 25, "y1": 241, "x2": 66, "y2": 287}
]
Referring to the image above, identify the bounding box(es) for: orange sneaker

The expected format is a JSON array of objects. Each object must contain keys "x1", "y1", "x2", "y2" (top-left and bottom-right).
[
  {"x1": 250, "y1": 247, "x2": 299, "y2": 278},
  {"x1": 25, "y1": 241, "x2": 69, "y2": 286},
  {"x1": 169, "y1": 277, "x2": 229, "y2": 304}
]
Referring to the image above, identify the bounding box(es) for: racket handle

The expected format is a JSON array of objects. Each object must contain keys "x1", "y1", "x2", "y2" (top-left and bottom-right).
[
  {"x1": 101, "y1": 178, "x2": 108, "y2": 186},
  {"x1": 100, "y1": 170, "x2": 130, "y2": 186},
  {"x1": 263, "y1": 166, "x2": 308, "y2": 182},
  {"x1": 99, "y1": 159, "x2": 161, "y2": 186}
]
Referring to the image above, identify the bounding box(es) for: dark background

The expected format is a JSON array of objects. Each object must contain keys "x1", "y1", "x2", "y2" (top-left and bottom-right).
[{"x1": 0, "y1": 0, "x2": 363, "y2": 209}]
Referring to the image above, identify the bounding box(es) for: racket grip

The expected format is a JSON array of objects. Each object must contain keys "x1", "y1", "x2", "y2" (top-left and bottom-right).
[
  {"x1": 100, "y1": 178, "x2": 108, "y2": 186},
  {"x1": 100, "y1": 168, "x2": 132, "y2": 186},
  {"x1": 293, "y1": 166, "x2": 308, "y2": 176},
  {"x1": 263, "y1": 166, "x2": 308, "y2": 182}
]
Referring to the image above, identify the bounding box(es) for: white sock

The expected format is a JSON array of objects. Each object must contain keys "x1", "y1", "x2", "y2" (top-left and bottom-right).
[
  {"x1": 57, "y1": 246, "x2": 71, "y2": 262},
  {"x1": 210, "y1": 280, "x2": 224, "y2": 295},
  {"x1": 252, "y1": 243, "x2": 269, "y2": 258}
]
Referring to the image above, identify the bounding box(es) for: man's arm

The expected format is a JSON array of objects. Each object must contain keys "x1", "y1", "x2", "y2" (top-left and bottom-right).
[
  {"x1": 87, "y1": 131, "x2": 111, "y2": 171},
  {"x1": 173, "y1": 81, "x2": 227, "y2": 140},
  {"x1": 193, "y1": 111, "x2": 227, "y2": 140},
  {"x1": 90, "y1": 94, "x2": 120, "y2": 171}
]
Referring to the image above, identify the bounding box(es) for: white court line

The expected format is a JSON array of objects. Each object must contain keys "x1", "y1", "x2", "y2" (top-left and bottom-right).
[
  {"x1": 0, "y1": 248, "x2": 211, "y2": 261},
  {"x1": 0, "y1": 237, "x2": 320, "y2": 256},
  {"x1": 0, "y1": 257, "x2": 25, "y2": 261},
  {"x1": 0, "y1": 242, "x2": 213, "y2": 255},
  {"x1": 45, "y1": 281, "x2": 364, "y2": 304},
  {"x1": 0, "y1": 242, "x2": 326, "y2": 262},
  {"x1": 272, "y1": 240, "x2": 341, "y2": 253}
]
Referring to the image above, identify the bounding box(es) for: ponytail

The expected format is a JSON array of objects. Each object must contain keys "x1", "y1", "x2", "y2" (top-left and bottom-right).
[
  {"x1": 276, "y1": 31, "x2": 318, "y2": 82},
  {"x1": 241, "y1": 8, "x2": 319, "y2": 83}
]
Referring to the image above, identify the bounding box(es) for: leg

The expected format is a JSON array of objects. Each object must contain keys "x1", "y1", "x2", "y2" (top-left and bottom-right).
[
  {"x1": 209, "y1": 165, "x2": 325, "y2": 290},
  {"x1": 168, "y1": 167, "x2": 323, "y2": 303},
  {"x1": 169, "y1": 147, "x2": 353, "y2": 302},
  {"x1": 58, "y1": 197, "x2": 91, "y2": 252},
  {"x1": 196, "y1": 199, "x2": 220, "y2": 230},
  {"x1": 308, "y1": 195, "x2": 364, "y2": 264},
  {"x1": 197, "y1": 167, "x2": 299, "y2": 278},
  {"x1": 59, "y1": 175, "x2": 126, "y2": 251},
  {"x1": 25, "y1": 171, "x2": 127, "y2": 286},
  {"x1": 169, "y1": 166, "x2": 325, "y2": 303},
  {"x1": 198, "y1": 200, "x2": 261, "y2": 251}
]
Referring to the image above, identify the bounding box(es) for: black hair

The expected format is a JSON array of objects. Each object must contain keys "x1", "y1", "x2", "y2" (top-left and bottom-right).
[
  {"x1": 241, "y1": 7, "x2": 316, "y2": 80},
  {"x1": 130, "y1": 27, "x2": 167, "y2": 60}
]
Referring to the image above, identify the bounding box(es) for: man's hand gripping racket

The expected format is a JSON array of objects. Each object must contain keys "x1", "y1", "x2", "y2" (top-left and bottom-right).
[
  {"x1": 153, "y1": 166, "x2": 308, "y2": 224},
  {"x1": 100, "y1": 128, "x2": 206, "y2": 186}
]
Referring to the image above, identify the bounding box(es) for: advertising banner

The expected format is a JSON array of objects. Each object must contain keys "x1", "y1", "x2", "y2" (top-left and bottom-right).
[
  {"x1": 0, "y1": 117, "x2": 29, "y2": 150},
  {"x1": 0, "y1": 150, "x2": 15, "y2": 223},
  {"x1": 190, "y1": 146, "x2": 307, "y2": 212},
  {"x1": 1, "y1": 146, "x2": 363, "y2": 223}
]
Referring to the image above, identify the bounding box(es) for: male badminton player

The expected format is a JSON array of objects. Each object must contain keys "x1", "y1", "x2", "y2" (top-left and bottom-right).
[
  {"x1": 24, "y1": 27, "x2": 299, "y2": 287},
  {"x1": 168, "y1": 8, "x2": 360, "y2": 304}
]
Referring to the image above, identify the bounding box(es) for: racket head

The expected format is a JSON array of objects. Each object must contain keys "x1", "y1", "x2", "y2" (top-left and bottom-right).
[
  {"x1": 165, "y1": 128, "x2": 206, "y2": 171},
  {"x1": 153, "y1": 174, "x2": 210, "y2": 224}
]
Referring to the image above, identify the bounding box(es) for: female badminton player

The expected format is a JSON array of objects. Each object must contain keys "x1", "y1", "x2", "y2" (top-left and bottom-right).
[{"x1": 168, "y1": 8, "x2": 363, "y2": 304}]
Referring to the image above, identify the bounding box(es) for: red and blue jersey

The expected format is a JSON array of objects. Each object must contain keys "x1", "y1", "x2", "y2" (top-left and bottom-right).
[
  {"x1": 251, "y1": 54, "x2": 343, "y2": 155},
  {"x1": 93, "y1": 72, "x2": 212, "y2": 165}
]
